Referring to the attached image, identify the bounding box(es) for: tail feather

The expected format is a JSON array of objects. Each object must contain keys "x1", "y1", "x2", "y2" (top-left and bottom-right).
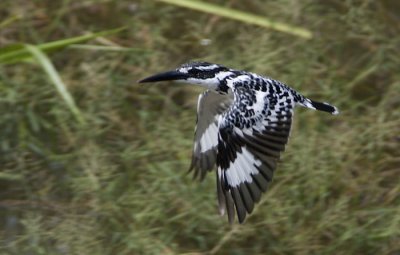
[
  {"x1": 309, "y1": 100, "x2": 339, "y2": 115},
  {"x1": 301, "y1": 98, "x2": 339, "y2": 115}
]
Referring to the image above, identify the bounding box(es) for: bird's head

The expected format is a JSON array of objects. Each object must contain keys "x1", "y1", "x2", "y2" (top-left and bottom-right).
[{"x1": 139, "y1": 62, "x2": 233, "y2": 89}]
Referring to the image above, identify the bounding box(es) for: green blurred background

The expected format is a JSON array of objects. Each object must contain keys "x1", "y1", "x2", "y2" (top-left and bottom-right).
[{"x1": 0, "y1": 0, "x2": 399, "y2": 254}]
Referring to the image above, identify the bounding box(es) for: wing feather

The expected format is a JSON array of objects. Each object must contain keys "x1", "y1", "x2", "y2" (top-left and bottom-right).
[
  {"x1": 216, "y1": 83, "x2": 294, "y2": 223},
  {"x1": 189, "y1": 90, "x2": 233, "y2": 181}
]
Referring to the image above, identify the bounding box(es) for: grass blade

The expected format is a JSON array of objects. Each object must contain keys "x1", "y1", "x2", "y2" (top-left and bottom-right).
[
  {"x1": 0, "y1": 14, "x2": 21, "y2": 29},
  {"x1": 0, "y1": 27, "x2": 126, "y2": 64},
  {"x1": 25, "y1": 44, "x2": 86, "y2": 126},
  {"x1": 156, "y1": 0, "x2": 312, "y2": 39},
  {"x1": 68, "y1": 44, "x2": 150, "y2": 52}
]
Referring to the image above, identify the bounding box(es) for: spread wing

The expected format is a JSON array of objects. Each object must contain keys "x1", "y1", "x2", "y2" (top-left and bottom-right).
[
  {"x1": 216, "y1": 84, "x2": 294, "y2": 223},
  {"x1": 189, "y1": 90, "x2": 233, "y2": 181}
]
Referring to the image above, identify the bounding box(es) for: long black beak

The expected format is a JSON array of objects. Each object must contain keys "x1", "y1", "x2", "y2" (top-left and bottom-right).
[{"x1": 138, "y1": 70, "x2": 188, "y2": 83}]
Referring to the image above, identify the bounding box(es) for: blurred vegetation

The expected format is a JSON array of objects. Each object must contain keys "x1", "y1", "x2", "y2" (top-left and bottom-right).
[{"x1": 0, "y1": 0, "x2": 399, "y2": 254}]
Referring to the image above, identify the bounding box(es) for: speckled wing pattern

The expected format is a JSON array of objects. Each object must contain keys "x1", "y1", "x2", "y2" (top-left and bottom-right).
[
  {"x1": 189, "y1": 90, "x2": 233, "y2": 180},
  {"x1": 216, "y1": 76, "x2": 294, "y2": 223},
  {"x1": 139, "y1": 61, "x2": 339, "y2": 224}
]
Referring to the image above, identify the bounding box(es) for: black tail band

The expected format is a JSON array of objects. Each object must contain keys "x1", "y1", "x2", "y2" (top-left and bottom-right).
[{"x1": 310, "y1": 100, "x2": 339, "y2": 115}]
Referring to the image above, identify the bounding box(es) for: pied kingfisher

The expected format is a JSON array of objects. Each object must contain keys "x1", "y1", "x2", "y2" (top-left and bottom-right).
[{"x1": 139, "y1": 62, "x2": 339, "y2": 223}]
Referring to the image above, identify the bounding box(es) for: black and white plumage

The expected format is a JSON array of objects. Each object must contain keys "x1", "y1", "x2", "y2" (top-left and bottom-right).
[{"x1": 139, "y1": 62, "x2": 339, "y2": 223}]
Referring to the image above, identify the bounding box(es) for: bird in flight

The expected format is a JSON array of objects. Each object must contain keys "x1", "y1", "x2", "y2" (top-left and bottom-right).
[{"x1": 139, "y1": 62, "x2": 339, "y2": 223}]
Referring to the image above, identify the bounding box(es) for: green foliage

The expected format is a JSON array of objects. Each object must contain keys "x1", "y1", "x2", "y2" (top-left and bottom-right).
[{"x1": 0, "y1": 0, "x2": 399, "y2": 254}]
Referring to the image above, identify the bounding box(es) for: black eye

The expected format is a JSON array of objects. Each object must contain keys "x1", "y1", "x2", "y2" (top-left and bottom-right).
[{"x1": 188, "y1": 68, "x2": 202, "y2": 77}]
